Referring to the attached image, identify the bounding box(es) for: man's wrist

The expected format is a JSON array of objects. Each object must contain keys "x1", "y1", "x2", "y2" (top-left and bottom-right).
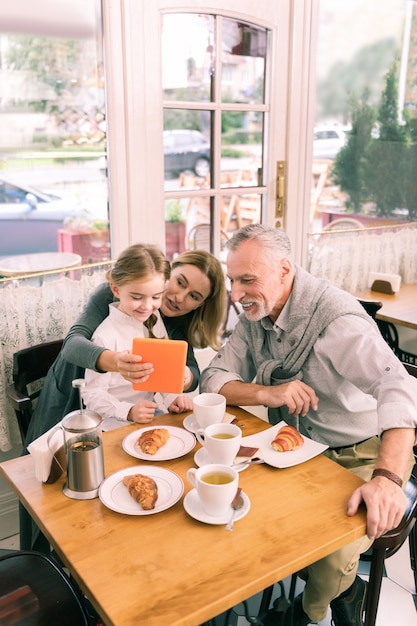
[{"x1": 371, "y1": 468, "x2": 403, "y2": 488}]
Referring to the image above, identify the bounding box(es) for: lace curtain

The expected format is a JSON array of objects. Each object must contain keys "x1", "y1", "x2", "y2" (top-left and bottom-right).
[
  {"x1": 308, "y1": 222, "x2": 417, "y2": 293},
  {"x1": 0, "y1": 265, "x2": 110, "y2": 452}
]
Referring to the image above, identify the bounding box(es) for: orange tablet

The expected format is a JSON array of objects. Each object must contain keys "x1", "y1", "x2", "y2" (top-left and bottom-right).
[{"x1": 131, "y1": 337, "x2": 188, "y2": 393}]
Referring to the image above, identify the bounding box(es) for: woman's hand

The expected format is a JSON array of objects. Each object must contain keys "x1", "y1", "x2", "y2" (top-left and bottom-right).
[
  {"x1": 168, "y1": 395, "x2": 193, "y2": 414},
  {"x1": 128, "y1": 400, "x2": 159, "y2": 423},
  {"x1": 183, "y1": 366, "x2": 194, "y2": 391}
]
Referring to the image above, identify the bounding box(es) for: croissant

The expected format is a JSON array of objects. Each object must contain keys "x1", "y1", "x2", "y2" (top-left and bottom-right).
[
  {"x1": 123, "y1": 474, "x2": 158, "y2": 510},
  {"x1": 137, "y1": 428, "x2": 170, "y2": 455},
  {"x1": 271, "y1": 425, "x2": 304, "y2": 452}
]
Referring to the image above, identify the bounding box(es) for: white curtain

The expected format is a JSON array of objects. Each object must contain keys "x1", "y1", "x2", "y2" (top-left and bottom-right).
[
  {"x1": 0, "y1": 266, "x2": 109, "y2": 452},
  {"x1": 308, "y1": 223, "x2": 417, "y2": 293}
]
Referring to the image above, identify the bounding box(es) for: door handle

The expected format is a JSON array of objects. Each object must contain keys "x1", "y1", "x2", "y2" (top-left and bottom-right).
[{"x1": 275, "y1": 160, "x2": 285, "y2": 219}]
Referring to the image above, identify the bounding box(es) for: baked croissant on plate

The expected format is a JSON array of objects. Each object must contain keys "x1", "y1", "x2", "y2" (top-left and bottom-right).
[
  {"x1": 271, "y1": 425, "x2": 304, "y2": 452},
  {"x1": 137, "y1": 428, "x2": 170, "y2": 455},
  {"x1": 123, "y1": 474, "x2": 158, "y2": 510}
]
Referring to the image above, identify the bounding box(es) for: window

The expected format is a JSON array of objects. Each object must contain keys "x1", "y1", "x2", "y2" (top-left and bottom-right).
[{"x1": 0, "y1": 0, "x2": 109, "y2": 266}]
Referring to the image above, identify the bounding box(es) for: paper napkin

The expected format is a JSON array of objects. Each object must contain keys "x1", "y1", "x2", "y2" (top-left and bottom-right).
[{"x1": 27, "y1": 423, "x2": 66, "y2": 484}]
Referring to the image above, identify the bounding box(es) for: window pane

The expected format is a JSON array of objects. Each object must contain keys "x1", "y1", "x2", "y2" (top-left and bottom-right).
[
  {"x1": 221, "y1": 18, "x2": 267, "y2": 104},
  {"x1": 0, "y1": 7, "x2": 109, "y2": 265},
  {"x1": 163, "y1": 109, "x2": 211, "y2": 186},
  {"x1": 221, "y1": 111, "x2": 262, "y2": 186},
  {"x1": 310, "y1": 0, "x2": 416, "y2": 233},
  {"x1": 162, "y1": 14, "x2": 215, "y2": 102}
]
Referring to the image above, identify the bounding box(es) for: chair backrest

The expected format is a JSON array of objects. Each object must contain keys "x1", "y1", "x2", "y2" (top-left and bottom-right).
[
  {"x1": 357, "y1": 298, "x2": 383, "y2": 319},
  {"x1": 323, "y1": 217, "x2": 364, "y2": 232},
  {"x1": 187, "y1": 223, "x2": 229, "y2": 252},
  {"x1": 0, "y1": 550, "x2": 91, "y2": 625},
  {"x1": 7, "y1": 339, "x2": 63, "y2": 441},
  {"x1": 403, "y1": 362, "x2": 417, "y2": 378},
  {"x1": 363, "y1": 470, "x2": 417, "y2": 626},
  {"x1": 358, "y1": 299, "x2": 417, "y2": 366}
]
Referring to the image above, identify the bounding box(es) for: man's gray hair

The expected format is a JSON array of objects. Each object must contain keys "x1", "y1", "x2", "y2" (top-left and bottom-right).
[{"x1": 227, "y1": 224, "x2": 292, "y2": 261}]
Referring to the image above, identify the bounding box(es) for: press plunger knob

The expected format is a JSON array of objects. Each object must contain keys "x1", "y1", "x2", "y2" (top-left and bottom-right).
[{"x1": 72, "y1": 379, "x2": 86, "y2": 413}]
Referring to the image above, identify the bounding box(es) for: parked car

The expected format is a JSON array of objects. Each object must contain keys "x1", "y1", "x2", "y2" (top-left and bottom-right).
[
  {"x1": 163, "y1": 129, "x2": 210, "y2": 177},
  {"x1": 0, "y1": 178, "x2": 82, "y2": 257},
  {"x1": 313, "y1": 125, "x2": 350, "y2": 159}
]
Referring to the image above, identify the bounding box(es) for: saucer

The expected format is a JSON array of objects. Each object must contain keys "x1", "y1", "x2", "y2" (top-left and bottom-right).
[
  {"x1": 194, "y1": 448, "x2": 248, "y2": 472},
  {"x1": 183, "y1": 489, "x2": 250, "y2": 525},
  {"x1": 183, "y1": 414, "x2": 199, "y2": 434}
]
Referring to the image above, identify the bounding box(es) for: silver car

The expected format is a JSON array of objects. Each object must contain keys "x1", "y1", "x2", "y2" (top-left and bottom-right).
[
  {"x1": 163, "y1": 129, "x2": 210, "y2": 177},
  {"x1": 0, "y1": 178, "x2": 81, "y2": 257}
]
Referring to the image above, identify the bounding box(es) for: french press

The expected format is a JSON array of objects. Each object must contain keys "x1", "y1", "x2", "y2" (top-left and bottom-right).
[{"x1": 61, "y1": 379, "x2": 105, "y2": 500}]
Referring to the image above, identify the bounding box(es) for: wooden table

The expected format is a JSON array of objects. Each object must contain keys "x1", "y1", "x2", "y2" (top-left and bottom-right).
[
  {"x1": 0, "y1": 252, "x2": 82, "y2": 277},
  {"x1": 0, "y1": 409, "x2": 367, "y2": 626},
  {"x1": 355, "y1": 283, "x2": 417, "y2": 330}
]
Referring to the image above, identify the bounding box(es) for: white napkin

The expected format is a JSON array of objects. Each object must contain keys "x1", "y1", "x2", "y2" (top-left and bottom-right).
[
  {"x1": 27, "y1": 422, "x2": 66, "y2": 483},
  {"x1": 222, "y1": 411, "x2": 237, "y2": 424}
]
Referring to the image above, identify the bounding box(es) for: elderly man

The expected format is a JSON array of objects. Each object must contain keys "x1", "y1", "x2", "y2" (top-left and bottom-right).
[{"x1": 200, "y1": 224, "x2": 417, "y2": 626}]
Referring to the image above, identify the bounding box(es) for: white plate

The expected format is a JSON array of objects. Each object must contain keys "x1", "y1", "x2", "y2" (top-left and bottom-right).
[
  {"x1": 194, "y1": 448, "x2": 248, "y2": 472},
  {"x1": 99, "y1": 465, "x2": 184, "y2": 515},
  {"x1": 123, "y1": 425, "x2": 195, "y2": 461},
  {"x1": 183, "y1": 488, "x2": 250, "y2": 525},
  {"x1": 241, "y1": 421, "x2": 328, "y2": 468},
  {"x1": 183, "y1": 414, "x2": 199, "y2": 434}
]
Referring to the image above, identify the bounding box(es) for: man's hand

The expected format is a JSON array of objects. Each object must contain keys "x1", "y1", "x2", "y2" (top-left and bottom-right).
[
  {"x1": 347, "y1": 476, "x2": 406, "y2": 539},
  {"x1": 259, "y1": 380, "x2": 319, "y2": 416},
  {"x1": 219, "y1": 379, "x2": 319, "y2": 416}
]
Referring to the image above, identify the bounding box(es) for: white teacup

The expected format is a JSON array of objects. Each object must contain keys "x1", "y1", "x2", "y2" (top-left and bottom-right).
[
  {"x1": 195, "y1": 423, "x2": 242, "y2": 465},
  {"x1": 187, "y1": 464, "x2": 238, "y2": 517},
  {"x1": 192, "y1": 393, "x2": 226, "y2": 429}
]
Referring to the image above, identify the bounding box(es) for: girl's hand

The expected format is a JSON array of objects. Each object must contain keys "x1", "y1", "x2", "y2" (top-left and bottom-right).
[
  {"x1": 128, "y1": 400, "x2": 159, "y2": 423},
  {"x1": 168, "y1": 395, "x2": 193, "y2": 414}
]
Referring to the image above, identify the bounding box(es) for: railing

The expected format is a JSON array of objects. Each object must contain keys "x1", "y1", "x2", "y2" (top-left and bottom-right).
[
  {"x1": 307, "y1": 221, "x2": 417, "y2": 293},
  {"x1": 0, "y1": 260, "x2": 113, "y2": 452}
]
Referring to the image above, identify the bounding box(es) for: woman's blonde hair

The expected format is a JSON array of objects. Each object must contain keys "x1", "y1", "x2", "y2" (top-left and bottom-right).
[
  {"x1": 106, "y1": 244, "x2": 171, "y2": 337},
  {"x1": 172, "y1": 250, "x2": 227, "y2": 350}
]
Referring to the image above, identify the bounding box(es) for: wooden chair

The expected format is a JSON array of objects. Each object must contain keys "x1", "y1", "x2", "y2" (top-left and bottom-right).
[
  {"x1": 186, "y1": 223, "x2": 229, "y2": 252},
  {"x1": 7, "y1": 339, "x2": 64, "y2": 442},
  {"x1": 323, "y1": 217, "x2": 364, "y2": 231},
  {"x1": 0, "y1": 550, "x2": 92, "y2": 625}
]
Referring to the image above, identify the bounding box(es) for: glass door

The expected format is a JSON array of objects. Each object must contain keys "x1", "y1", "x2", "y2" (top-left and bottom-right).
[
  {"x1": 161, "y1": 14, "x2": 268, "y2": 258},
  {"x1": 102, "y1": 0, "x2": 314, "y2": 261}
]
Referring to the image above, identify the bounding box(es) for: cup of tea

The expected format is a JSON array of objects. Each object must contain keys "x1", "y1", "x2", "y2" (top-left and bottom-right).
[
  {"x1": 192, "y1": 393, "x2": 226, "y2": 429},
  {"x1": 187, "y1": 464, "x2": 239, "y2": 516},
  {"x1": 195, "y1": 423, "x2": 242, "y2": 465}
]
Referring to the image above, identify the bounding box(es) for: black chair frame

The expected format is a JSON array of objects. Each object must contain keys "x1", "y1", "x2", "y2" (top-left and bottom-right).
[
  {"x1": 7, "y1": 339, "x2": 63, "y2": 441},
  {"x1": 0, "y1": 550, "x2": 92, "y2": 625}
]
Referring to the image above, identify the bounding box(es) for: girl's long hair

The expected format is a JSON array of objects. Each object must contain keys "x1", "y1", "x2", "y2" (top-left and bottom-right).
[
  {"x1": 106, "y1": 244, "x2": 170, "y2": 337},
  {"x1": 172, "y1": 250, "x2": 227, "y2": 350}
]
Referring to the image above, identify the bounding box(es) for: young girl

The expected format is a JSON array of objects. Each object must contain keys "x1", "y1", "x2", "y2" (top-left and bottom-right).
[{"x1": 82, "y1": 244, "x2": 193, "y2": 429}]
